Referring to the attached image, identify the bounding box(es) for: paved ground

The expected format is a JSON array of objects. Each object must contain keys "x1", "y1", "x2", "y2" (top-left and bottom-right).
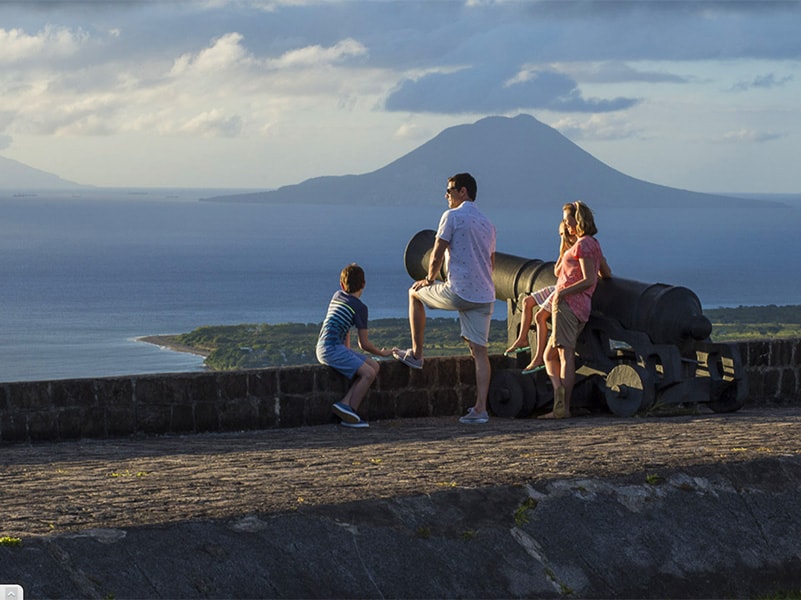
[{"x1": 3, "y1": 405, "x2": 801, "y2": 539}]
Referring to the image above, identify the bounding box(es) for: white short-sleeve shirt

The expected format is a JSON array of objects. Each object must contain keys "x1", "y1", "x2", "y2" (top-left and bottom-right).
[{"x1": 436, "y1": 201, "x2": 496, "y2": 304}]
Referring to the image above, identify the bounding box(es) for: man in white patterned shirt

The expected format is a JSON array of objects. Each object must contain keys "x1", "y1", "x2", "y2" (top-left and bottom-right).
[{"x1": 393, "y1": 172, "x2": 497, "y2": 424}]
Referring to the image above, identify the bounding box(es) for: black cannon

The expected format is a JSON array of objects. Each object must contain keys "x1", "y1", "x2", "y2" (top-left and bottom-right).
[{"x1": 403, "y1": 229, "x2": 746, "y2": 418}]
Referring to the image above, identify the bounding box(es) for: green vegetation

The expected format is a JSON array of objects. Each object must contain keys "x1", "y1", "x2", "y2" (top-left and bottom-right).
[
  {"x1": 704, "y1": 304, "x2": 801, "y2": 341},
  {"x1": 170, "y1": 305, "x2": 801, "y2": 371},
  {"x1": 175, "y1": 318, "x2": 510, "y2": 371},
  {"x1": 0, "y1": 536, "x2": 22, "y2": 547},
  {"x1": 513, "y1": 497, "x2": 539, "y2": 526},
  {"x1": 109, "y1": 470, "x2": 149, "y2": 478},
  {"x1": 645, "y1": 474, "x2": 665, "y2": 486}
]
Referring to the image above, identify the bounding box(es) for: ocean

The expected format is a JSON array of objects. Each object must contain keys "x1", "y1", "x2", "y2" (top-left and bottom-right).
[{"x1": 1, "y1": 188, "x2": 799, "y2": 383}]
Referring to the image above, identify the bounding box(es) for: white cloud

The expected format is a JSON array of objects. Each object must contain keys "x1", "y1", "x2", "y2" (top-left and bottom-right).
[
  {"x1": 0, "y1": 26, "x2": 382, "y2": 142},
  {"x1": 551, "y1": 114, "x2": 641, "y2": 141},
  {"x1": 720, "y1": 129, "x2": 783, "y2": 143},
  {"x1": 394, "y1": 122, "x2": 430, "y2": 141},
  {"x1": 178, "y1": 110, "x2": 243, "y2": 137},
  {"x1": 268, "y1": 38, "x2": 367, "y2": 69},
  {"x1": 170, "y1": 32, "x2": 250, "y2": 76},
  {"x1": 0, "y1": 25, "x2": 88, "y2": 64}
]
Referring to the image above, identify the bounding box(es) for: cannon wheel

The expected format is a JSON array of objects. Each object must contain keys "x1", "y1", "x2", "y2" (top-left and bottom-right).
[
  {"x1": 488, "y1": 370, "x2": 532, "y2": 418},
  {"x1": 604, "y1": 364, "x2": 655, "y2": 417}
]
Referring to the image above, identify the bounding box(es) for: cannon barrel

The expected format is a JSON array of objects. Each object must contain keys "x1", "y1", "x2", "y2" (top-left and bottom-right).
[{"x1": 403, "y1": 229, "x2": 711, "y2": 347}]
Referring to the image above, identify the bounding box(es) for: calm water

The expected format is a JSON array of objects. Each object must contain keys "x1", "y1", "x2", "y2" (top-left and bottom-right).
[{"x1": 1, "y1": 188, "x2": 799, "y2": 382}]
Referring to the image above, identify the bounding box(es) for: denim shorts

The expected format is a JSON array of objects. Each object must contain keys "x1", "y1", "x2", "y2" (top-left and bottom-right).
[{"x1": 316, "y1": 344, "x2": 366, "y2": 379}]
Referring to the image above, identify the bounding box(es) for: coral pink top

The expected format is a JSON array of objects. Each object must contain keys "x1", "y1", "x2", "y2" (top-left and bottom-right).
[{"x1": 556, "y1": 236, "x2": 602, "y2": 323}]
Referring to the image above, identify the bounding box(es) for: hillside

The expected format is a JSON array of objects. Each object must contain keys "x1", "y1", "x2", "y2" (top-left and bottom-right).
[
  {"x1": 203, "y1": 114, "x2": 773, "y2": 209},
  {"x1": 0, "y1": 155, "x2": 86, "y2": 189}
]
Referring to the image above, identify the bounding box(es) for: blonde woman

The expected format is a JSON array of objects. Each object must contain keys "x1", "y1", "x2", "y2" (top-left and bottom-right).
[{"x1": 541, "y1": 201, "x2": 611, "y2": 419}]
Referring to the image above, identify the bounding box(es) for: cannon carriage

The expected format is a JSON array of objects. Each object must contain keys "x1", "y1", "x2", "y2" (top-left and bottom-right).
[{"x1": 404, "y1": 229, "x2": 746, "y2": 418}]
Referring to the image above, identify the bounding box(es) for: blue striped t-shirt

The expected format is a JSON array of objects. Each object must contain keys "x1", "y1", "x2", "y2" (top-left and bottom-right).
[{"x1": 317, "y1": 290, "x2": 368, "y2": 349}]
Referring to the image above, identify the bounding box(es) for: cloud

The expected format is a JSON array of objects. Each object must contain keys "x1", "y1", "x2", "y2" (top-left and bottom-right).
[
  {"x1": 554, "y1": 61, "x2": 692, "y2": 84},
  {"x1": 385, "y1": 65, "x2": 638, "y2": 114},
  {"x1": 551, "y1": 114, "x2": 642, "y2": 141},
  {"x1": 0, "y1": 23, "x2": 382, "y2": 140},
  {"x1": 1, "y1": 0, "x2": 800, "y2": 190},
  {"x1": 170, "y1": 32, "x2": 250, "y2": 76},
  {"x1": 178, "y1": 110, "x2": 243, "y2": 137},
  {"x1": 0, "y1": 25, "x2": 88, "y2": 64},
  {"x1": 0, "y1": 133, "x2": 11, "y2": 150},
  {"x1": 267, "y1": 38, "x2": 367, "y2": 69},
  {"x1": 730, "y1": 72, "x2": 794, "y2": 91},
  {"x1": 394, "y1": 122, "x2": 431, "y2": 141},
  {"x1": 720, "y1": 129, "x2": 784, "y2": 143}
]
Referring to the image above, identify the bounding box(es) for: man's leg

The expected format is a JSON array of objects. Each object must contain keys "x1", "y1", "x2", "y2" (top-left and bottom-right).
[
  {"x1": 409, "y1": 287, "x2": 427, "y2": 361},
  {"x1": 468, "y1": 340, "x2": 491, "y2": 414}
]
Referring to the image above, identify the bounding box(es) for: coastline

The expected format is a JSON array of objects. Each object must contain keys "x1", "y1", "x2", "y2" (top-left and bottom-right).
[{"x1": 136, "y1": 335, "x2": 210, "y2": 358}]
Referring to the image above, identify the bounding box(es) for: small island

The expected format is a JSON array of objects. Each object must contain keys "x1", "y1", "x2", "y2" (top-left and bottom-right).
[{"x1": 139, "y1": 306, "x2": 801, "y2": 372}]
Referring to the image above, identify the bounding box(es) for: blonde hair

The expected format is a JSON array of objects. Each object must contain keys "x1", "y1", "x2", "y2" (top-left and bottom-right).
[{"x1": 563, "y1": 200, "x2": 598, "y2": 237}]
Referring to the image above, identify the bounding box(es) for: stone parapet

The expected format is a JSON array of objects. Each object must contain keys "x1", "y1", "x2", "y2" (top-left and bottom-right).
[
  {"x1": 0, "y1": 355, "x2": 507, "y2": 442},
  {"x1": 738, "y1": 339, "x2": 801, "y2": 404},
  {"x1": 1, "y1": 339, "x2": 799, "y2": 442}
]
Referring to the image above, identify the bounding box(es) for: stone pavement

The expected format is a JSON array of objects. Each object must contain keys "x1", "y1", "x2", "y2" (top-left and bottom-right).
[{"x1": 2, "y1": 406, "x2": 801, "y2": 598}]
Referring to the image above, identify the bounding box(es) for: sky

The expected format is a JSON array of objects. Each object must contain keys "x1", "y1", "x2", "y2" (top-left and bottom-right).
[{"x1": 0, "y1": 0, "x2": 800, "y2": 194}]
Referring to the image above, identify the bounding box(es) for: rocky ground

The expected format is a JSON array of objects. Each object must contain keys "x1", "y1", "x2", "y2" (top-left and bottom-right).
[{"x1": 3, "y1": 405, "x2": 800, "y2": 538}]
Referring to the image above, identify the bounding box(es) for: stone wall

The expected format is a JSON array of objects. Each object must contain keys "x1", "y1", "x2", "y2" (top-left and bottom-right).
[
  {"x1": 0, "y1": 355, "x2": 505, "y2": 443},
  {"x1": 1, "y1": 339, "x2": 799, "y2": 442},
  {"x1": 739, "y1": 338, "x2": 801, "y2": 403}
]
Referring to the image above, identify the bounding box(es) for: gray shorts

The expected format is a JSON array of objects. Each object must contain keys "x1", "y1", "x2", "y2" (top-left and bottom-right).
[{"x1": 415, "y1": 282, "x2": 494, "y2": 347}]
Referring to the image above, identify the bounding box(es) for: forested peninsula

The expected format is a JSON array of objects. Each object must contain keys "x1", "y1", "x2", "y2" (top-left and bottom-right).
[{"x1": 140, "y1": 306, "x2": 801, "y2": 372}]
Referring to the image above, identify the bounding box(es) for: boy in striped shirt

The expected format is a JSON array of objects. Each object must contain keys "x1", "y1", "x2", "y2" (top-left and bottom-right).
[{"x1": 316, "y1": 263, "x2": 392, "y2": 428}]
